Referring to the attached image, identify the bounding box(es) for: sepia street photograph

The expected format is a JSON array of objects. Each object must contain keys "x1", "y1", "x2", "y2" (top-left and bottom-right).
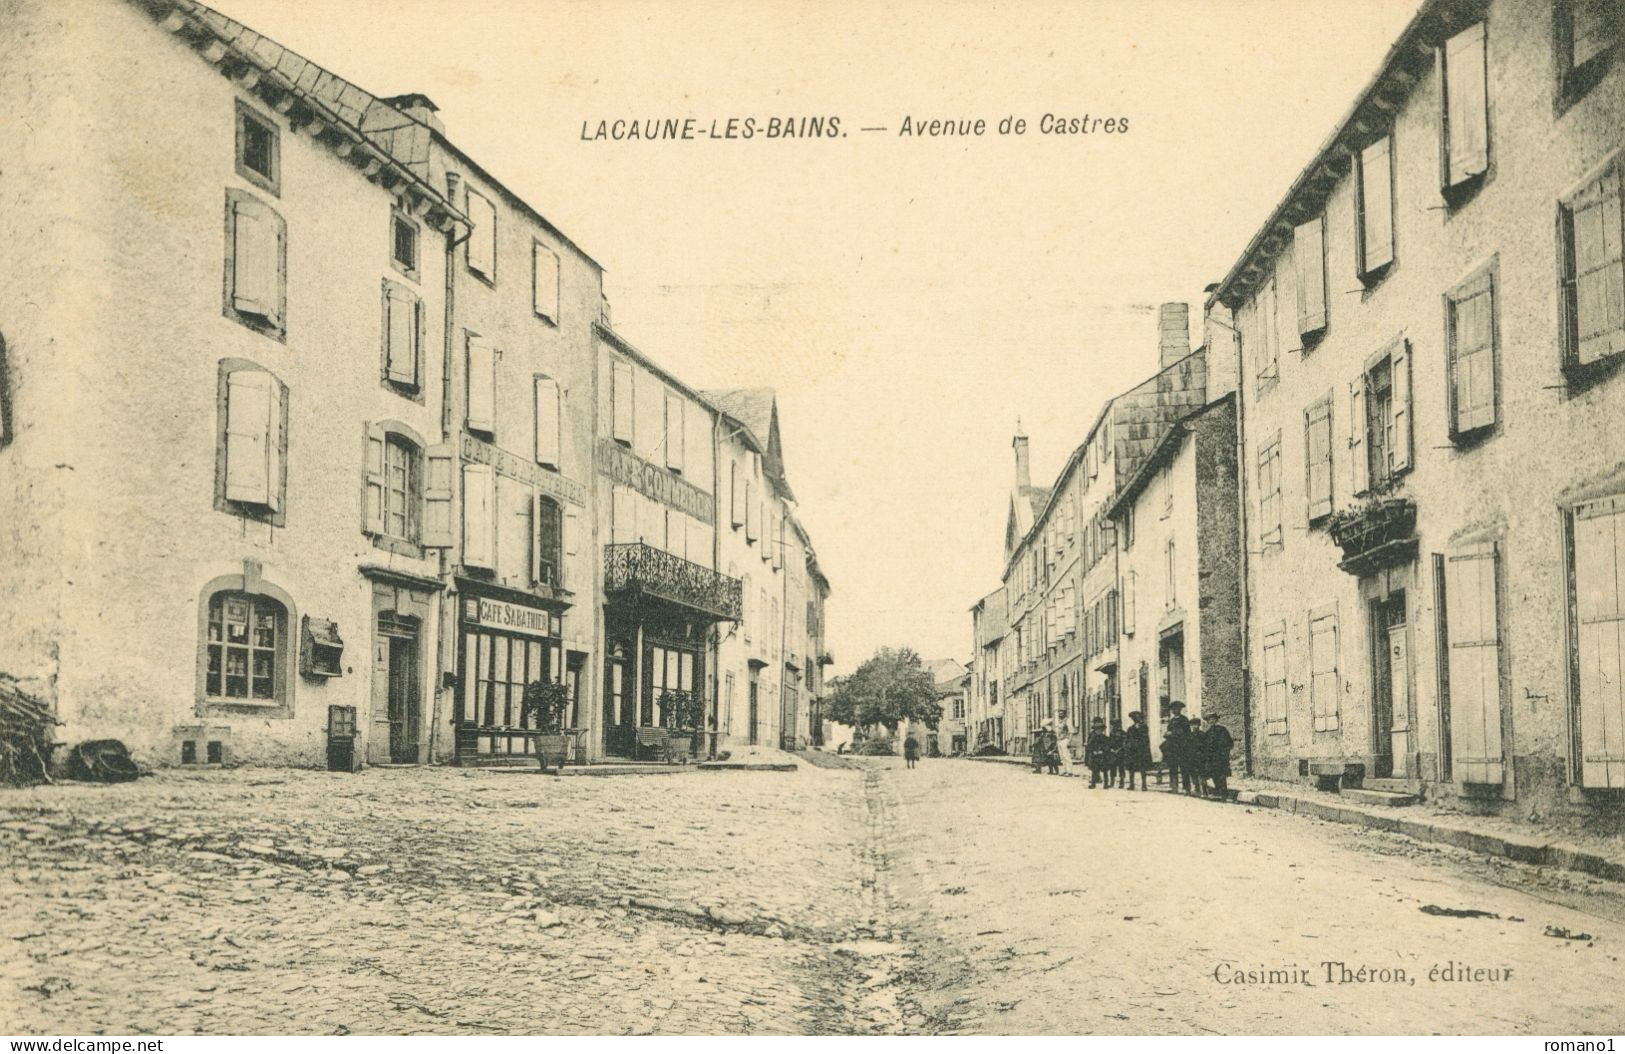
[{"x1": 2, "y1": 0, "x2": 1624, "y2": 1042}]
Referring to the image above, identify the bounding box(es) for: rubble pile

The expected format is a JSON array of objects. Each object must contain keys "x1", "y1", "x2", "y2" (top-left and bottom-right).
[{"x1": 0, "y1": 674, "x2": 56, "y2": 786}]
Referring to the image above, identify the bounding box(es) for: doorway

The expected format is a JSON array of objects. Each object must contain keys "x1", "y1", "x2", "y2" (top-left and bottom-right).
[
  {"x1": 1370, "y1": 592, "x2": 1407, "y2": 779},
  {"x1": 604, "y1": 640, "x2": 632, "y2": 757},
  {"x1": 379, "y1": 613, "x2": 420, "y2": 764},
  {"x1": 748, "y1": 671, "x2": 760, "y2": 746},
  {"x1": 781, "y1": 685, "x2": 798, "y2": 750}
]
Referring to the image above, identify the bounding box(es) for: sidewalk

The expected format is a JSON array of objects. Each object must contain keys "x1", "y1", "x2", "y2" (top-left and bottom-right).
[{"x1": 964, "y1": 756, "x2": 1625, "y2": 884}]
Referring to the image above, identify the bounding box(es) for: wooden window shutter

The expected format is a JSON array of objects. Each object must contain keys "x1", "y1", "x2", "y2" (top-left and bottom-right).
[
  {"x1": 612, "y1": 360, "x2": 635, "y2": 443},
  {"x1": 533, "y1": 242, "x2": 559, "y2": 321},
  {"x1": 1349, "y1": 377, "x2": 1369, "y2": 496},
  {"x1": 385, "y1": 287, "x2": 419, "y2": 386},
  {"x1": 1309, "y1": 614, "x2": 1340, "y2": 732},
  {"x1": 1295, "y1": 216, "x2": 1327, "y2": 335},
  {"x1": 461, "y1": 463, "x2": 495, "y2": 569},
  {"x1": 1124, "y1": 571, "x2": 1136, "y2": 633},
  {"x1": 1440, "y1": 23, "x2": 1489, "y2": 188},
  {"x1": 664, "y1": 392, "x2": 685, "y2": 472},
  {"x1": 611, "y1": 486, "x2": 635, "y2": 545},
  {"x1": 730, "y1": 460, "x2": 742, "y2": 528},
  {"x1": 564, "y1": 506, "x2": 580, "y2": 558},
  {"x1": 1574, "y1": 496, "x2": 1625, "y2": 787},
  {"x1": 1263, "y1": 625, "x2": 1288, "y2": 729},
  {"x1": 466, "y1": 337, "x2": 496, "y2": 435},
  {"x1": 362, "y1": 421, "x2": 387, "y2": 535},
  {"x1": 1450, "y1": 273, "x2": 1497, "y2": 434},
  {"x1": 1391, "y1": 340, "x2": 1413, "y2": 473},
  {"x1": 534, "y1": 497, "x2": 562, "y2": 588},
  {"x1": 1565, "y1": 169, "x2": 1625, "y2": 366},
  {"x1": 534, "y1": 376, "x2": 561, "y2": 468},
  {"x1": 1444, "y1": 541, "x2": 1505, "y2": 784},
  {"x1": 232, "y1": 197, "x2": 280, "y2": 321},
  {"x1": 421, "y1": 443, "x2": 455, "y2": 548},
  {"x1": 264, "y1": 379, "x2": 284, "y2": 514},
  {"x1": 225, "y1": 370, "x2": 274, "y2": 506},
  {"x1": 1358, "y1": 137, "x2": 1395, "y2": 274},
  {"x1": 467, "y1": 190, "x2": 495, "y2": 279},
  {"x1": 745, "y1": 478, "x2": 757, "y2": 541},
  {"x1": 1305, "y1": 399, "x2": 1334, "y2": 521}
]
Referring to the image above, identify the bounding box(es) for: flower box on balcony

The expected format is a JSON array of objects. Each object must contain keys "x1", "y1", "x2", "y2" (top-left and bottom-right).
[{"x1": 1326, "y1": 496, "x2": 1417, "y2": 576}]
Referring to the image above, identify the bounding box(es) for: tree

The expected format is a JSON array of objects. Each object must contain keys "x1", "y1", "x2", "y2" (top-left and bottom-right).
[{"x1": 823, "y1": 647, "x2": 943, "y2": 736}]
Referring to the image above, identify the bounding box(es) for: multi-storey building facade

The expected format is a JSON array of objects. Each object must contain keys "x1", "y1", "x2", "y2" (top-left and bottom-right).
[
  {"x1": 967, "y1": 588, "x2": 1009, "y2": 751},
  {"x1": 1215, "y1": 0, "x2": 1625, "y2": 818}
]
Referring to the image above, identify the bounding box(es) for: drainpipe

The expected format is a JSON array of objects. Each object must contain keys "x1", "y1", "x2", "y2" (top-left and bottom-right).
[{"x1": 431, "y1": 171, "x2": 471, "y2": 765}]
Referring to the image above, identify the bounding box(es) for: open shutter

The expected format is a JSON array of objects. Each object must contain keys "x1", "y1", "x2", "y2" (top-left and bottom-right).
[
  {"x1": 421, "y1": 443, "x2": 455, "y2": 548},
  {"x1": 466, "y1": 190, "x2": 495, "y2": 279},
  {"x1": 533, "y1": 242, "x2": 559, "y2": 321},
  {"x1": 1451, "y1": 274, "x2": 1497, "y2": 434},
  {"x1": 772, "y1": 516, "x2": 783, "y2": 570},
  {"x1": 1310, "y1": 614, "x2": 1340, "y2": 732},
  {"x1": 1445, "y1": 541, "x2": 1504, "y2": 784},
  {"x1": 264, "y1": 380, "x2": 283, "y2": 514},
  {"x1": 664, "y1": 392, "x2": 685, "y2": 472},
  {"x1": 467, "y1": 337, "x2": 496, "y2": 435},
  {"x1": 565, "y1": 506, "x2": 581, "y2": 557},
  {"x1": 1391, "y1": 340, "x2": 1413, "y2": 474},
  {"x1": 1359, "y1": 137, "x2": 1394, "y2": 273},
  {"x1": 362, "y1": 422, "x2": 387, "y2": 535},
  {"x1": 385, "y1": 287, "x2": 418, "y2": 385},
  {"x1": 1305, "y1": 400, "x2": 1334, "y2": 521},
  {"x1": 1123, "y1": 571, "x2": 1136, "y2": 634},
  {"x1": 745, "y1": 478, "x2": 757, "y2": 542},
  {"x1": 1295, "y1": 216, "x2": 1328, "y2": 335},
  {"x1": 612, "y1": 486, "x2": 635, "y2": 545},
  {"x1": 1350, "y1": 377, "x2": 1369, "y2": 497},
  {"x1": 1567, "y1": 169, "x2": 1625, "y2": 366},
  {"x1": 534, "y1": 376, "x2": 561, "y2": 467},
  {"x1": 612, "y1": 360, "x2": 635, "y2": 443},
  {"x1": 1575, "y1": 496, "x2": 1625, "y2": 788},
  {"x1": 730, "y1": 460, "x2": 742, "y2": 528},
  {"x1": 1441, "y1": 22, "x2": 1489, "y2": 187},
  {"x1": 225, "y1": 370, "x2": 273, "y2": 506},
  {"x1": 462, "y1": 463, "x2": 495, "y2": 569},
  {"x1": 232, "y1": 197, "x2": 278, "y2": 320}
]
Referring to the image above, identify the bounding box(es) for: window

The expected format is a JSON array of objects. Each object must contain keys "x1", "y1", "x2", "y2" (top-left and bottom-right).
[
  {"x1": 1164, "y1": 537, "x2": 1177, "y2": 608},
  {"x1": 463, "y1": 463, "x2": 496, "y2": 570},
  {"x1": 217, "y1": 362, "x2": 286, "y2": 523},
  {"x1": 205, "y1": 591, "x2": 284, "y2": 703},
  {"x1": 1556, "y1": 0, "x2": 1618, "y2": 111},
  {"x1": 534, "y1": 375, "x2": 561, "y2": 468},
  {"x1": 1123, "y1": 571, "x2": 1136, "y2": 635},
  {"x1": 1350, "y1": 339, "x2": 1412, "y2": 494},
  {"x1": 224, "y1": 189, "x2": 286, "y2": 338},
  {"x1": 364, "y1": 427, "x2": 425, "y2": 547},
  {"x1": 391, "y1": 211, "x2": 419, "y2": 280},
  {"x1": 235, "y1": 102, "x2": 279, "y2": 196},
  {"x1": 382, "y1": 280, "x2": 422, "y2": 392},
  {"x1": 467, "y1": 335, "x2": 496, "y2": 435},
  {"x1": 1262, "y1": 624, "x2": 1288, "y2": 734},
  {"x1": 664, "y1": 392, "x2": 685, "y2": 472},
  {"x1": 1446, "y1": 263, "x2": 1498, "y2": 436},
  {"x1": 533, "y1": 241, "x2": 560, "y2": 322},
  {"x1": 1258, "y1": 433, "x2": 1283, "y2": 548},
  {"x1": 535, "y1": 496, "x2": 563, "y2": 588},
  {"x1": 1295, "y1": 215, "x2": 1328, "y2": 337},
  {"x1": 611, "y1": 359, "x2": 635, "y2": 445},
  {"x1": 1571, "y1": 495, "x2": 1625, "y2": 788},
  {"x1": 1304, "y1": 396, "x2": 1333, "y2": 523},
  {"x1": 730, "y1": 459, "x2": 744, "y2": 529},
  {"x1": 1443, "y1": 541, "x2": 1504, "y2": 784},
  {"x1": 466, "y1": 188, "x2": 496, "y2": 282},
  {"x1": 1309, "y1": 609, "x2": 1341, "y2": 733},
  {"x1": 1355, "y1": 135, "x2": 1396, "y2": 279},
  {"x1": 1561, "y1": 164, "x2": 1625, "y2": 372},
  {"x1": 1438, "y1": 22, "x2": 1489, "y2": 192},
  {"x1": 1254, "y1": 277, "x2": 1280, "y2": 396}
]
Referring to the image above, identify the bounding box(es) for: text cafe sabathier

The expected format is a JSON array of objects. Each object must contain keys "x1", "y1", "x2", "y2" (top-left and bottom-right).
[{"x1": 454, "y1": 584, "x2": 585, "y2": 760}]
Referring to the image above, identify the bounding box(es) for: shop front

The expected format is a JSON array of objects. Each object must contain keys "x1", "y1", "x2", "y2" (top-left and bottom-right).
[{"x1": 453, "y1": 580, "x2": 584, "y2": 762}]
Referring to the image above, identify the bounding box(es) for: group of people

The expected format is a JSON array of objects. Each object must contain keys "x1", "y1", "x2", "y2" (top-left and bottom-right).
[{"x1": 1029, "y1": 702, "x2": 1234, "y2": 798}]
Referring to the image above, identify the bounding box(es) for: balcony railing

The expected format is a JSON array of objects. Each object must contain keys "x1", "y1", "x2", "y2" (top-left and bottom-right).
[
  {"x1": 1326, "y1": 497, "x2": 1418, "y2": 577},
  {"x1": 604, "y1": 543, "x2": 743, "y2": 622}
]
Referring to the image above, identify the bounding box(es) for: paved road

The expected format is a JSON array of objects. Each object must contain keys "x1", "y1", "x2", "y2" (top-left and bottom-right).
[{"x1": 3, "y1": 758, "x2": 1622, "y2": 1034}]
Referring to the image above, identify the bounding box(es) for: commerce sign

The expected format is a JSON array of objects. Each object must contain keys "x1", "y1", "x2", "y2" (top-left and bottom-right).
[
  {"x1": 596, "y1": 437, "x2": 716, "y2": 524},
  {"x1": 469, "y1": 597, "x2": 557, "y2": 639}
]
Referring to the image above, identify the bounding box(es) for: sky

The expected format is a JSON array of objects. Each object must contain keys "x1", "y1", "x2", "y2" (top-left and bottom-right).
[{"x1": 210, "y1": 0, "x2": 1422, "y2": 673}]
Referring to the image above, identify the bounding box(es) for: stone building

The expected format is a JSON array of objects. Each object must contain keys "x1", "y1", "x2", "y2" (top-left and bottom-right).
[
  {"x1": 1213, "y1": 0, "x2": 1625, "y2": 819},
  {"x1": 967, "y1": 588, "x2": 1009, "y2": 751}
]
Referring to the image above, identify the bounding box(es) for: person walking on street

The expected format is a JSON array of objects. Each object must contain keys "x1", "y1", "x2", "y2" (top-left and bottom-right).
[
  {"x1": 1162, "y1": 701, "x2": 1192, "y2": 794},
  {"x1": 1123, "y1": 711, "x2": 1153, "y2": 790},
  {"x1": 1083, "y1": 717, "x2": 1112, "y2": 788},
  {"x1": 1055, "y1": 721, "x2": 1079, "y2": 777},
  {"x1": 903, "y1": 734, "x2": 920, "y2": 769},
  {"x1": 1203, "y1": 710, "x2": 1235, "y2": 798}
]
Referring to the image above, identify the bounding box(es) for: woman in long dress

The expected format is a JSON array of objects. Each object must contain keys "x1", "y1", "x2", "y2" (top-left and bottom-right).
[{"x1": 1053, "y1": 720, "x2": 1078, "y2": 776}]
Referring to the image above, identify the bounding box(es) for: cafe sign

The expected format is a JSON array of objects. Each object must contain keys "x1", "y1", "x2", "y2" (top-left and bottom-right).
[
  {"x1": 596, "y1": 437, "x2": 716, "y2": 524},
  {"x1": 466, "y1": 597, "x2": 558, "y2": 639}
]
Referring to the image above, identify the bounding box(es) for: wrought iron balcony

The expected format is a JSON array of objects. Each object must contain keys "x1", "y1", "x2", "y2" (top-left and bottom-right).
[{"x1": 603, "y1": 543, "x2": 743, "y2": 622}]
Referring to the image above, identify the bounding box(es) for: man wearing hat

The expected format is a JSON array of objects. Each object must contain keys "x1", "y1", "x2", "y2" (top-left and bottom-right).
[
  {"x1": 1161, "y1": 701, "x2": 1193, "y2": 794},
  {"x1": 1202, "y1": 708, "x2": 1236, "y2": 798}
]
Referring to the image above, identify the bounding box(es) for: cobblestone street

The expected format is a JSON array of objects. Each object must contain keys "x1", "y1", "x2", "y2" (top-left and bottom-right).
[{"x1": 4, "y1": 758, "x2": 1624, "y2": 1035}]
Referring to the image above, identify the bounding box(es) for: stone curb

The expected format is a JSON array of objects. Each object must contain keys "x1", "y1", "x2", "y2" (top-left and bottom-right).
[
  {"x1": 1235, "y1": 789, "x2": 1625, "y2": 884},
  {"x1": 696, "y1": 762, "x2": 799, "y2": 772}
]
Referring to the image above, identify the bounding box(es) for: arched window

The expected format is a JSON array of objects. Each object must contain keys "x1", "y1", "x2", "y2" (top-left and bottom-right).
[{"x1": 205, "y1": 590, "x2": 287, "y2": 702}]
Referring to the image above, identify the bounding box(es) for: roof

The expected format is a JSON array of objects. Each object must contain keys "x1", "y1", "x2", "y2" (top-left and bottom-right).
[
  {"x1": 1212, "y1": 0, "x2": 1457, "y2": 309},
  {"x1": 703, "y1": 387, "x2": 795, "y2": 502},
  {"x1": 973, "y1": 587, "x2": 1009, "y2": 645},
  {"x1": 923, "y1": 658, "x2": 967, "y2": 692},
  {"x1": 1020, "y1": 485, "x2": 1052, "y2": 519},
  {"x1": 1105, "y1": 392, "x2": 1235, "y2": 520}
]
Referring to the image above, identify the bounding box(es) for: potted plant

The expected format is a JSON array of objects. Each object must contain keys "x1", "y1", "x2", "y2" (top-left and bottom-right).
[
  {"x1": 521, "y1": 679, "x2": 572, "y2": 772},
  {"x1": 659, "y1": 688, "x2": 702, "y2": 763}
]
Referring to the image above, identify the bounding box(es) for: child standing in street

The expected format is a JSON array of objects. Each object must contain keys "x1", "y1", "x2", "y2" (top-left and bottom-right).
[
  {"x1": 1123, "y1": 710, "x2": 1153, "y2": 790},
  {"x1": 1107, "y1": 719, "x2": 1126, "y2": 788},
  {"x1": 1083, "y1": 717, "x2": 1111, "y2": 787}
]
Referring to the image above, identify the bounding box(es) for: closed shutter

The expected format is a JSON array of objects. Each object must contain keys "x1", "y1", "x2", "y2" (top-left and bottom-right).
[
  {"x1": 1123, "y1": 571, "x2": 1136, "y2": 634},
  {"x1": 772, "y1": 516, "x2": 783, "y2": 570},
  {"x1": 565, "y1": 506, "x2": 580, "y2": 557},
  {"x1": 461, "y1": 463, "x2": 495, "y2": 569},
  {"x1": 421, "y1": 443, "x2": 455, "y2": 548},
  {"x1": 362, "y1": 422, "x2": 386, "y2": 535},
  {"x1": 665, "y1": 392, "x2": 685, "y2": 472},
  {"x1": 730, "y1": 460, "x2": 742, "y2": 527},
  {"x1": 467, "y1": 337, "x2": 496, "y2": 435},
  {"x1": 1350, "y1": 377, "x2": 1369, "y2": 496},
  {"x1": 533, "y1": 242, "x2": 559, "y2": 321},
  {"x1": 534, "y1": 376, "x2": 561, "y2": 468},
  {"x1": 745, "y1": 478, "x2": 757, "y2": 541},
  {"x1": 1263, "y1": 624, "x2": 1288, "y2": 731},
  {"x1": 1305, "y1": 399, "x2": 1334, "y2": 521},
  {"x1": 1441, "y1": 22, "x2": 1489, "y2": 187},
  {"x1": 385, "y1": 286, "x2": 418, "y2": 385},
  {"x1": 1309, "y1": 613, "x2": 1340, "y2": 732},
  {"x1": 611, "y1": 486, "x2": 635, "y2": 545},
  {"x1": 1445, "y1": 541, "x2": 1504, "y2": 784},
  {"x1": 232, "y1": 196, "x2": 279, "y2": 321},
  {"x1": 225, "y1": 370, "x2": 274, "y2": 506},
  {"x1": 1575, "y1": 496, "x2": 1625, "y2": 788},
  {"x1": 1295, "y1": 216, "x2": 1327, "y2": 334},
  {"x1": 466, "y1": 190, "x2": 495, "y2": 279},
  {"x1": 612, "y1": 360, "x2": 635, "y2": 443},
  {"x1": 1359, "y1": 137, "x2": 1394, "y2": 273},
  {"x1": 760, "y1": 502, "x2": 771, "y2": 562},
  {"x1": 1565, "y1": 168, "x2": 1625, "y2": 365},
  {"x1": 1450, "y1": 273, "x2": 1497, "y2": 434},
  {"x1": 1391, "y1": 340, "x2": 1413, "y2": 474}
]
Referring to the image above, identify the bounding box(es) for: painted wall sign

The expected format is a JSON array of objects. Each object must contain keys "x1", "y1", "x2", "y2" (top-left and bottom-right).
[
  {"x1": 468, "y1": 596, "x2": 557, "y2": 639},
  {"x1": 596, "y1": 437, "x2": 716, "y2": 524},
  {"x1": 461, "y1": 434, "x2": 585, "y2": 507}
]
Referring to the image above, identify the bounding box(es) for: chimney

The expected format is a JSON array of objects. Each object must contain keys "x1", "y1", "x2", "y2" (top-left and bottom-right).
[
  {"x1": 1158, "y1": 302, "x2": 1190, "y2": 370},
  {"x1": 383, "y1": 93, "x2": 445, "y2": 134},
  {"x1": 1012, "y1": 420, "x2": 1031, "y2": 490}
]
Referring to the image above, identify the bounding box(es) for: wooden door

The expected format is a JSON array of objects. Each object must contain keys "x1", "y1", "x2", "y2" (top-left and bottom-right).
[{"x1": 1574, "y1": 498, "x2": 1625, "y2": 787}]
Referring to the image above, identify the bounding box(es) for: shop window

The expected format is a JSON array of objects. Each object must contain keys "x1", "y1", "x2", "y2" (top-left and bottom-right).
[
  {"x1": 215, "y1": 360, "x2": 287, "y2": 525},
  {"x1": 223, "y1": 189, "x2": 286, "y2": 339},
  {"x1": 235, "y1": 101, "x2": 279, "y2": 196},
  {"x1": 1556, "y1": 0, "x2": 1618, "y2": 113},
  {"x1": 1560, "y1": 163, "x2": 1625, "y2": 378},
  {"x1": 391, "y1": 211, "x2": 420, "y2": 281},
  {"x1": 205, "y1": 591, "x2": 286, "y2": 704}
]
